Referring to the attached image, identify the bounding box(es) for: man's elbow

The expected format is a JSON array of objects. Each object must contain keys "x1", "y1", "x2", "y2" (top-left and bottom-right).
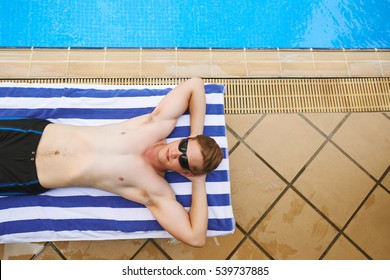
[
  {"x1": 188, "y1": 235, "x2": 207, "y2": 248},
  {"x1": 190, "y1": 76, "x2": 203, "y2": 83},
  {"x1": 189, "y1": 77, "x2": 204, "y2": 89}
]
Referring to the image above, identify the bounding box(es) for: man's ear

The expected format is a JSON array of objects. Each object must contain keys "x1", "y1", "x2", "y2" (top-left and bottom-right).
[{"x1": 180, "y1": 170, "x2": 194, "y2": 178}]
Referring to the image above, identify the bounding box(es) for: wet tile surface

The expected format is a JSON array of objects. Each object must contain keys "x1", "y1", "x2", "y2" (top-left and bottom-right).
[
  {"x1": 53, "y1": 240, "x2": 146, "y2": 260},
  {"x1": 251, "y1": 189, "x2": 338, "y2": 260},
  {"x1": 245, "y1": 114, "x2": 325, "y2": 182},
  {"x1": 294, "y1": 143, "x2": 376, "y2": 228},
  {"x1": 344, "y1": 187, "x2": 390, "y2": 259},
  {"x1": 332, "y1": 113, "x2": 390, "y2": 179}
]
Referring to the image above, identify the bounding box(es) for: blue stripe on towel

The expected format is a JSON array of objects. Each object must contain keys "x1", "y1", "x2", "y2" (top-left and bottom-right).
[
  {"x1": 0, "y1": 193, "x2": 231, "y2": 210},
  {"x1": 208, "y1": 218, "x2": 235, "y2": 231},
  {"x1": 0, "y1": 196, "x2": 143, "y2": 210},
  {"x1": 0, "y1": 84, "x2": 224, "y2": 98},
  {"x1": 0, "y1": 104, "x2": 224, "y2": 120},
  {"x1": 176, "y1": 194, "x2": 232, "y2": 207},
  {"x1": 0, "y1": 108, "x2": 155, "y2": 119},
  {"x1": 0, "y1": 217, "x2": 234, "y2": 236},
  {"x1": 165, "y1": 170, "x2": 229, "y2": 183},
  {"x1": 167, "y1": 125, "x2": 226, "y2": 138},
  {"x1": 0, "y1": 219, "x2": 164, "y2": 235}
]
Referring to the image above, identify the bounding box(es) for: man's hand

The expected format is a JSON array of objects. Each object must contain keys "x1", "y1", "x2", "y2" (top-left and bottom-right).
[{"x1": 188, "y1": 173, "x2": 207, "y2": 184}]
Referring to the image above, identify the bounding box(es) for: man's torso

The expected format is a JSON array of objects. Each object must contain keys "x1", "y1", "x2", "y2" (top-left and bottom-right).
[{"x1": 35, "y1": 114, "x2": 175, "y2": 204}]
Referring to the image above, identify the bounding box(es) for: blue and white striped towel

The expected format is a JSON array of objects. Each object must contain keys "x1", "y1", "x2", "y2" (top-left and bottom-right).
[{"x1": 0, "y1": 83, "x2": 235, "y2": 243}]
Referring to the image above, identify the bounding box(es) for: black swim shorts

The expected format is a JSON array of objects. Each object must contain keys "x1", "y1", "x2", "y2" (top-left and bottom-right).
[{"x1": 0, "y1": 117, "x2": 52, "y2": 196}]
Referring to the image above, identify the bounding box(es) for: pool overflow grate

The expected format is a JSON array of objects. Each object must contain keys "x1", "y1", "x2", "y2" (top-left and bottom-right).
[{"x1": 1, "y1": 77, "x2": 389, "y2": 113}]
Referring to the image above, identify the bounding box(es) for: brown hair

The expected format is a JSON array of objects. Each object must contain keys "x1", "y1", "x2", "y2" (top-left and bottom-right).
[{"x1": 190, "y1": 135, "x2": 224, "y2": 175}]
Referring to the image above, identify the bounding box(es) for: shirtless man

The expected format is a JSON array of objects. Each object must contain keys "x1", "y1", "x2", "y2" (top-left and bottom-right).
[{"x1": 0, "y1": 78, "x2": 224, "y2": 247}]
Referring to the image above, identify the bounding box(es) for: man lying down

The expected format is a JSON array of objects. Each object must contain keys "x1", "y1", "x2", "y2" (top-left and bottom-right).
[{"x1": 0, "y1": 77, "x2": 223, "y2": 247}]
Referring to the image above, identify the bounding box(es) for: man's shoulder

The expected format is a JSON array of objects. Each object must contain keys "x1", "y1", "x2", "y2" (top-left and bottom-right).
[
  {"x1": 121, "y1": 113, "x2": 153, "y2": 127},
  {"x1": 138, "y1": 172, "x2": 175, "y2": 199},
  {"x1": 122, "y1": 113, "x2": 175, "y2": 130}
]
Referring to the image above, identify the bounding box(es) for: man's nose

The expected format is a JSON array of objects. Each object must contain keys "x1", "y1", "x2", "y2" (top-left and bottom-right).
[{"x1": 171, "y1": 150, "x2": 181, "y2": 159}]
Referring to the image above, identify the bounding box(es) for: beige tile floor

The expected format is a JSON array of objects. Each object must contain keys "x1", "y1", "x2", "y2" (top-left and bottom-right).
[{"x1": 0, "y1": 48, "x2": 389, "y2": 260}]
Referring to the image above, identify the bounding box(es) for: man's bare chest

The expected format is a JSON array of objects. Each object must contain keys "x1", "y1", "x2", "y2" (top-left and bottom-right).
[{"x1": 92, "y1": 154, "x2": 169, "y2": 204}]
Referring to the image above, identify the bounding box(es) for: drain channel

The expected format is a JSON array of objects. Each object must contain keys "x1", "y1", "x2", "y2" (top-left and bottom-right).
[{"x1": 1, "y1": 77, "x2": 389, "y2": 113}]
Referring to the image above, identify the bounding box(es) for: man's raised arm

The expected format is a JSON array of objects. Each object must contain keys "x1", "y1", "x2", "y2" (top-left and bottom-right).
[
  {"x1": 151, "y1": 77, "x2": 206, "y2": 135},
  {"x1": 146, "y1": 175, "x2": 207, "y2": 247}
]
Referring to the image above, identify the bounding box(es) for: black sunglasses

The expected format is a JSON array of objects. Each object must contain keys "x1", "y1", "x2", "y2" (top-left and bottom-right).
[{"x1": 178, "y1": 138, "x2": 191, "y2": 172}]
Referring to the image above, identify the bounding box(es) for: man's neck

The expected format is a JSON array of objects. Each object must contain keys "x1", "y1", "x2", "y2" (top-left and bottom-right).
[{"x1": 143, "y1": 141, "x2": 166, "y2": 176}]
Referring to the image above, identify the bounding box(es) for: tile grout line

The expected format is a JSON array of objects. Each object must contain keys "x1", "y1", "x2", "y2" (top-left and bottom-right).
[
  {"x1": 277, "y1": 49, "x2": 283, "y2": 76},
  {"x1": 329, "y1": 114, "x2": 390, "y2": 184},
  {"x1": 149, "y1": 239, "x2": 173, "y2": 260},
  {"x1": 242, "y1": 114, "x2": 268, "y2": 139},
  {"x1": 231, "y1": 128, "x2": 290, "y2": 187},
  {"x1": 247, "y1": 235, "x2": 274, "y2": 259},
  {"x1": 340, "y1": 232, "x2": 373, "y2": 259},
  {"x1": 236, "y1": 221, "x2": 274, "y2": 259},
  {"x1": 31, "y1": 242, "x2": 67, "y2": 260},
  {"x1": 30, "y1": 242, "x2": 50, "y2": 260},
  {"x1": 376, "y1": 49, "x2": 385, "y2": 77},
  {"x1": 65, "y1": 47, "x2": 70, "y2": 78},
  {"x1": 139, "y1": 48, "x2": 143, "y2": 78},
  {"x1": 335, "y1": 164, "x2": 389, "y2": 257},
  {"x1": 309, "y1": 48, "x2": 318, "y2": 77},
  {"x1": 226, "y1": 114, "x2": 267, "y2": 155},
  {"x1": 48, "y1": 242, "x2": 68, "y2": 260},
  {"x1": 224, "y1": 224, "x2": 249, "y2": 260},
  {"x1": 244, "y1": 48, "x2": 249, "y2": 77},
  {"x1": 341, "y1": 166, "x2": 390, "y2": 233},
  {"x1": 130, "y1": 239, "x2": 152, "y2": 260},
  {"x1": 226, "y1": 223, "x2": 274, "y2": 260},
  {"x1": 102, "y1": 47, "x2": 107, "y2": 78},
  {"x1": 378, "y1": 163, "x2": 390, "y2": 194},
  {"x1": 246, "y1": 185, "x2": 291, "y2": 236},
  {"x1": 321, "y1": 185, "x2": 379, "y2": 260},
  {"x1": 342, "y1": 49, "x2": 352, "y2": 77},
  {"x1": 209, "y1": 48, "x2": 214, "y2": 76},
  {"x1": 329, "y1": 138, "x2": 384, "y2": 185},
  {"x1": 27, "y1": 47, "x2": 33, "y2": 78},
  {"x1": 320, "y1": 169, "x2": 389, "y2": 261},
  {"x1": 379, "y1": 182, "x2": 390, "y2": 194},
  {"x1": 175, "y1": 47, "x2": 178, "y2": 78},
  {"x1": 226, "y1": 125, "x2": 241, "y2": 156}
]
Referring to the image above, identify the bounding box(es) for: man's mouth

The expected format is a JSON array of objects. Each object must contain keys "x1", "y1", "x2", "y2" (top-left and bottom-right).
[{"x1": 166, "y1": 148, "x2": 169, "y2": 161}]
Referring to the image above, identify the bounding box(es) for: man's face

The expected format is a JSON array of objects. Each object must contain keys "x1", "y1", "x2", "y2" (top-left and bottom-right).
[{"x1": 160, "y1": 138, "x2": 204, "y2": 176}]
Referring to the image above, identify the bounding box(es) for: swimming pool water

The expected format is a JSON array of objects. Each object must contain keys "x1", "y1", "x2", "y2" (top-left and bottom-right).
[{"x1": 1, "y1": 0, "x2": 389, "y2": 48}]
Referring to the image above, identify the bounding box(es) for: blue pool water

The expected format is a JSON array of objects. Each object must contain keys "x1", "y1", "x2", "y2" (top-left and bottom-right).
[{"x1": 1, "y1": 0, "x2": 389, "y2": 48}]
